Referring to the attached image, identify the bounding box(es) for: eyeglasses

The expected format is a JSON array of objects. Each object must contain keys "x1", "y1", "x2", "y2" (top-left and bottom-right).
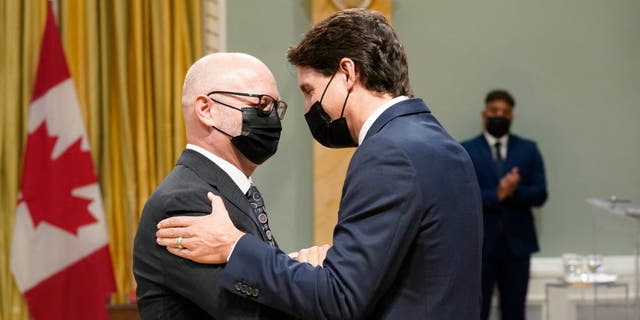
[{"x1": 207, "y1": 90, "x2": 288, "y2": 120}]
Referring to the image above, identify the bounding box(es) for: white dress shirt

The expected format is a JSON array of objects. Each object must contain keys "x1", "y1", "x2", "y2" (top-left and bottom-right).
[
  {"x1": 358, "y1": 96, "x2": 409, "y2": 145},
  {"x1": 483, "y1": 132, "x2": 509, "y2": 161},
  {"x1": 186, "y1": 144, "x2": 252, "y2": 194}
]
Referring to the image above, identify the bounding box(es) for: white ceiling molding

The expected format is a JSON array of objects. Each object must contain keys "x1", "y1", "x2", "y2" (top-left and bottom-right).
[
  {"x1": 331, "y1": 0, "x2": 372, "y2": 10},
  {"x1": 203, "y1": 0, "x2": 226, "y2": 53}
]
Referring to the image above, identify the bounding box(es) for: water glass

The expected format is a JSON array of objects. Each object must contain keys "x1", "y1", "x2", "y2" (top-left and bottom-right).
[
  {"x1": 586, "y1": 254, "x2": 604, "y2": 274},
  {"x1": 562, "y1": 253, "x2": 584, "y2": 277}
]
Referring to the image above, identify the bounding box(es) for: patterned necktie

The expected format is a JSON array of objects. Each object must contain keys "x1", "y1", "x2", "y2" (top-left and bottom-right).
[{"x1": 246, "y1": 185, "x2": 275, "y2": 247}]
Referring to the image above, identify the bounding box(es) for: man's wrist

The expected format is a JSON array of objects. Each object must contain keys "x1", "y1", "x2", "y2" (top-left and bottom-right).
[{"x1": 226, "y1": 232, "x2": 245, "y2": 262}]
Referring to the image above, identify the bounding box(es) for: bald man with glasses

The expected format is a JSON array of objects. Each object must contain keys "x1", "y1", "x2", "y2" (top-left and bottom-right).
[{"x1": 133, "y1": 53, "x2": 298, "y2": 319}]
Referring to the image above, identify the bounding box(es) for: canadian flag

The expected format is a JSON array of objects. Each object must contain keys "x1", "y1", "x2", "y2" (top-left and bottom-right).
[{"x1": 10, "y1": 3, "x2": 116, "y2": 320}]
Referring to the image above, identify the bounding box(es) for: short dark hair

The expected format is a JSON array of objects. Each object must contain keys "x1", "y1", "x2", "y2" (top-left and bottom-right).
[
  {"x1": 287, "y1": 9, "x2": 413, "y2": 97},
  {"x1": 485, "y1": 89, "x2": 515, "y2": 107}
]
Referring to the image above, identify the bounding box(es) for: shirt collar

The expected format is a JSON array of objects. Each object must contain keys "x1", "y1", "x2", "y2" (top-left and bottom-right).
[
  {"x1": 483, "y1": 131, "x2": 509, "y2": 147},
  {"x1": 358, "y1": 96, "x2": 409, "y2": 145},
  {"x1": 186, "y1": 144, "x2": 252, "y2": 194}
]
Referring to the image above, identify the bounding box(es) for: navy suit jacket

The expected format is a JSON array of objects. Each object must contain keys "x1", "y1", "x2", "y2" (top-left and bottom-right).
[
  {"x1": 461, "y1": 134, "x2": 547, "y2": 257},
  {"x1": 219, "y1": 98, "x2": 483, "y2": 319},
  {"x1": 133, "y1": 150, "x2": 294, "y2": 319}
]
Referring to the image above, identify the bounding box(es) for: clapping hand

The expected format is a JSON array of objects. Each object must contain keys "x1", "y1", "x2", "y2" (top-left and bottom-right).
[{"x1": 497, "y1": 167, "x2": 520, "y2": 201}]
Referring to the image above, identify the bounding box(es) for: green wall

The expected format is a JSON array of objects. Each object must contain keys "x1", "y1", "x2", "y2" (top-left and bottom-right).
[
  {"x1": 228, "y1": 0, "x2": 640, "y2": 257},
  {"x1": 227, "y1": 0, "x2": 313, "y2": 253}
]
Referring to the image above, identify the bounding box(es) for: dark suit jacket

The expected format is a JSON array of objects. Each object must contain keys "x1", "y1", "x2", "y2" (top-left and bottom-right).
[
  {"x1": 218, "y1": 98, "x2": 484, "y2": 319},
  {"x1": 133, "y1": 149, "x2": 295, "y2": 319},
  {"x1": 461, "y1": 134, "x2": 547, "y2": 257}
]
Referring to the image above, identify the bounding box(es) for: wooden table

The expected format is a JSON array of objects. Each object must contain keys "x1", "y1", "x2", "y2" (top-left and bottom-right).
[{"x1": 108, "y1": 303, "x2": 140, "y2": 320}]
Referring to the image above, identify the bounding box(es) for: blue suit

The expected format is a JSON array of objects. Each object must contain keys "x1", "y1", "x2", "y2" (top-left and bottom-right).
[
  {"x1": 461, "y1": 134, "x2": 547, "y2": 320},
  {"x1": 220, "y1": 98, "x2": 483, "y2": 319}
]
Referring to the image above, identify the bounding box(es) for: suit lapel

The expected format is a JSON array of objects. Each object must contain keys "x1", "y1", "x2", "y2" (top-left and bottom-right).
[
  {"x1": 176, "y1": 149, "x2": 263, "y2": 234},
  {"x1": 503, "y1": 135, "x2": 517, "y2": 173},
  {"x1": 363, "y1": 98, "x2": 431, "y2": 142}
]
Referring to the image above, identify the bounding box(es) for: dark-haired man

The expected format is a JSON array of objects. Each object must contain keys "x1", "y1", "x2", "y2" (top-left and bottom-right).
[
  {"x1": 461, "y1": 90, "x2": 548, "y2": 320},
  {"x1": 156, "y1": 9, "x2": 483, "y2": 319}
]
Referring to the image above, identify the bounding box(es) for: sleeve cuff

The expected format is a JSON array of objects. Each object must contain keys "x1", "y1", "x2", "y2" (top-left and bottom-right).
[{"x1": 226, "y1": 235, "x2": 243, "y2": 262}]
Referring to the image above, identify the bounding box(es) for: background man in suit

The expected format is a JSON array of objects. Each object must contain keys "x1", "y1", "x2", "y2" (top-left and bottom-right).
[
  {"x1": 461, "y1": 89, "x2": 548, "y2": 320},
  {"x1": 133, "y1": 53, "x2": 296, "y2": 319},
  {"x1": 155, "y1": 9, "x2": 483, "y2": 319}
]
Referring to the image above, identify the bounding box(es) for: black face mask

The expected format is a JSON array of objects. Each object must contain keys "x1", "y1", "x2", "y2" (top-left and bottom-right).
[
  {"x1": 211, "y1": 100, "x2": 282, "y2": 165},
  {"x1": 304, "y1": 73, "x2": 357, "y2": 148},
  {"x1": 486, "y1": 116, "x2": 511, "y2": 138}
]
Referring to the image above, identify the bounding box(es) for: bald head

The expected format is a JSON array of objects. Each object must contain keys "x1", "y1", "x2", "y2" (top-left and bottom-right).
[
  {"x1": 182, "y1": 53, "x2": 277, "y2": 111},
  {"x1": 180, "y1": 53, "x2": 281, "y2": 174}
]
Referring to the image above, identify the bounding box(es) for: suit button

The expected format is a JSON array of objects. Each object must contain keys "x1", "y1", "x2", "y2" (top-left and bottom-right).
[
  {"x1": 252, "y1": 288, "x2": 260, "y2": 297},
  {"x1": 235, "y1": 282, "x2": 242, "y2": 292}
]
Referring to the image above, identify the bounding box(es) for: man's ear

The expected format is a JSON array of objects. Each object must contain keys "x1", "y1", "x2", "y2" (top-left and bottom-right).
[
  {"x1": 338, "y1": 57, "x2": 358, "y2": 91},
  {"x1": 194, "y1": 95, "x2": 216, "y2": 127}
]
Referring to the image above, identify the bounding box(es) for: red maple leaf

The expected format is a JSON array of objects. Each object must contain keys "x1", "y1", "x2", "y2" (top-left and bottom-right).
[{"x1": 18, "y1": 122, "x2": 98, "y2": 235}]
